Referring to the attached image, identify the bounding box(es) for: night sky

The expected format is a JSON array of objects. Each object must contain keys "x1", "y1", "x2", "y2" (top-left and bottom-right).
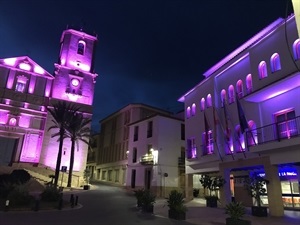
[{"x1": 0, "y1": 0, "x2": 294, "y2": 131}]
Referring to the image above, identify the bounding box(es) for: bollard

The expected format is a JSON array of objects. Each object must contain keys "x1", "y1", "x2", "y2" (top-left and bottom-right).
[
  {"x1": 75, "y1": 196, "x2": 79, "y2": 206},
  {"x1": 70, "y1": 194, "x2": 74, "y2": 208},
  {"x1": 34, "y1": 199, "x2": 40, "y2": 211},
  {"x1": 58, "y1": 193, "x2": 63, "y2": 210},
  {"x1": 70, "y1": 194, "x2": 74, "y2": 203},
  {"x1": 4, "y1": 200, "x2": 9, "y2": 212}
]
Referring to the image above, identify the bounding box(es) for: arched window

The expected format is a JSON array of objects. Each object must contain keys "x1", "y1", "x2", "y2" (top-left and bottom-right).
[
  {"x1": 246, "y1": 74, "x2": 253, "y2": 94},
  {"x1": 200, "y1": 98, "x2": 206, "y2": 111},
  {"x1": 221, "y1": 89, "x2": 227, "y2": 106},
  {"x1": 247, "y1": 120, "x2": 257, "y2": 146},
  {"x1": 293, "y1": 39, "x2": 300, "y2": 60},
  {"x1": 191, "y1": 103, "x2": 196, "y2": 116},
  {"x1": 236, "y1": 80, "x2": 243, "y2": 99},
  {"x1": 77, "y1": 40, "x2": 86, "y2": 55},
  {"x1": 258, "y1": 61, "x2": 268, "y2": 79},
  {"x1": 235, "y1": 125, "x2": 245, "y2": 152},
  {"x1": 228, "y1": 85, "x2": 235, "y2": 104},
  {"x1": 206, "y1": 94, "x2": 212, "y2": 108},
  {"x1": 270, "y1": 53, "x2": 281, "y2": 72},
  {"x1": 9, "y1": 118, "x2": 17, "y2": 126},
  {"x1": 186, "y1": 106, "x2": 191, "y2": 118}
]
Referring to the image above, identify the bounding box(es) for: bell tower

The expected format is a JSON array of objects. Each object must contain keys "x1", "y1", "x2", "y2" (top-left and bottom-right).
[
  {"x1": 39, "y1": 28, "x2": 98, "y2": 178},
  {"x1": 51, "y1": 28, "x2": 98, "y2": 105}
]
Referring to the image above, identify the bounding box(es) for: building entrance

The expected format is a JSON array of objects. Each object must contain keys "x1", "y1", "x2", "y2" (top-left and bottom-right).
[{"x1": 0, "y1": 136, "x2": 18, "y2": 166}]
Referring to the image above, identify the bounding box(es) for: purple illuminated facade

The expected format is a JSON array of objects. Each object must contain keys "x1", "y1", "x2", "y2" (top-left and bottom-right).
[
  {"x1": 179, "y1": 14, "x2": 300, "y2": 216},
  {"x1": 0, "y1": 28, "x2": 98, "y2": 184}
]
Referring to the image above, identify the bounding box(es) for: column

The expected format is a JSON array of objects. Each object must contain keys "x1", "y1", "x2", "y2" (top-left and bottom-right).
[
  {"x1": 219, "y1": 168, "x2": 231, "y2": 207},
  {"x1": 264, "y1": 164, "x2": 284, "y2": 216},
  {"x1": 185, "y1": 174, "x2": 193, "y2": 200}
]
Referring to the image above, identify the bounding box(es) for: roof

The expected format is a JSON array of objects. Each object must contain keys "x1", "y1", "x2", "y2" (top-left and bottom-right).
[{"x1": 0, "y1": 56, "x2": 54, "y2": 79}]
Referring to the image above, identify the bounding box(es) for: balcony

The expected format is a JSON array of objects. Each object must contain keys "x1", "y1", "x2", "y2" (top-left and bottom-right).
[
  {"x1": 140, "y1": 154, "x2": 154, "y2": 165},
  {"x1": 246, "y1": 116, "x2": 300, "y2": 152}
]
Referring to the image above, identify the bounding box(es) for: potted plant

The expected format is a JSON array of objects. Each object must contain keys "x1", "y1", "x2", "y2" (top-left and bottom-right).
[
  {"x1": 199, "y1": 174, "x2": 226, "y2": 207},
  {"x1": 133, "y1": 188, "x2": 145, "y2": 207},
  {"x1": 225, "y1": 201, "x2": 251, "y2": 225},
  {"x1": 167, "y1": 190, "x2": 187, "y2": 220},
  {"x1": 83, "y1": 169, "x2": 91, "y2": 190},
  {"x1": 140, "y1": 189, "x2": 156, "y2": 213},
  {"x1": 244, "y1": 175, "x2": 269, "y2": 217},
  {"x1": 193, "y1": 188, "x2": 200, "y2": 197}
]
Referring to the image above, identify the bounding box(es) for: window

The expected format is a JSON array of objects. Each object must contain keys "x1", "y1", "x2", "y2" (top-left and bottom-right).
[
  {"x1": 77, "y1": 40, "x2": 86, "y2": 55},
  {"x1": 225, "y1": 129, "x2": 234, "y2": 154},
  {"x1": 15, "y1": 75, "x2": 28, "y2": 93},
  {"x1": 235, "y1": 125, "x2": 245, "y2": 152},
  {"x1": 202, "y1": 130, "x2": 213, "y2": 155},
  {"x1": 115, "y1": 169, "x2": 119, "y2": 182},
  {"x1": 181, "y1": 124, "x2": 185, "y2": 140},
  {"x1": 108, "y1": 170, "x2": 112, "y2": 181},
  {"x1": 228, "y1": 85, "x2": 235, "y2": 104},
  {"x1": 132, "y1": 147, "x2": 137, "y2": 163},
  {"x1": 191, "y1": 103, "x2": 196, "y2": 116},
  {"x1": 101, "y1": 171, "x2": 106, "y2": 180},
  {"x1": 247, "y1": 120, "x2": 257, "y2": 146},
  {"x1": 246, "y1": 74, "x2": 253, "y2": 94},
  {"x1": 221, "y1": 89, "x2": 227, "y2": 106},
  {"x1": 236, "y1": 80, "x2": 244, "y2": 99},
  {"x1": 133, "y1": 126, "x2": 139, "y2": 141},
  {"x1": 275, "y1": 110, "x2": 297, "y2": 140},
  {"x1": 186, "y1": 106, "x2": 191, "y2": 118},
  {"x1": 147, "y1": 121, "x2": 153, "y2": 138},
  {"x1": 131, "y1": 169, "x2": 136, "y2": 188},
  {"x1": 9, "y1": 118, "x2": 17, "y2": 126},
  {"x1": 270, "y1": 53, "x2": 281, "y2": 72},
  {"x1": 200, "y1": 98, "x2": 205, "y2": 111},
  {"x1": 206, "y1": 94, "x2": 212, "y2": 108},
  {"x1": 293, "y1": 39, "x2": 300, "y2": 60},
  {"x1": 186, "y1": 138, "x2": 197, "y2": 159},
  {"x1": 258, "y1": 61, "x2": 268, "y2": 79}
]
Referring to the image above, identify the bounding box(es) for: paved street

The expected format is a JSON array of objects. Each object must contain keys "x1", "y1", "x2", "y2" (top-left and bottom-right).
[
  {"x1": 0, "y1": 184, "x2": 193, "y2": 225},
  {"x1": 1, "y1": 183, "x2": 300, "y2": 225}
]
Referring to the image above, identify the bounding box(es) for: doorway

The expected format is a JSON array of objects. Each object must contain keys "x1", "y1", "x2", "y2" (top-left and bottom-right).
[{"x1": 0, "y1": 136, "x2": 19, "y2": 166}]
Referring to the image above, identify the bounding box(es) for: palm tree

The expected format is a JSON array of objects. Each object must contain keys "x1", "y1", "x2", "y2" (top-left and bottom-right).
[
  {"x1": 65, "y1": 113, "x2": 91, "y2": 187},
  {"x1": 47, "y1": 101, "x2": 80, "y2": 188}
]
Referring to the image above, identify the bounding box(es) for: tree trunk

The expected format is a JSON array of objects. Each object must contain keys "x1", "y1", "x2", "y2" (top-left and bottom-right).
[
  {"x1": 54, "y1": 131, "x2": 64, "y2": 188},
  {"x1": 67, "y1": 139, "x2": 75, "y2": 187}
]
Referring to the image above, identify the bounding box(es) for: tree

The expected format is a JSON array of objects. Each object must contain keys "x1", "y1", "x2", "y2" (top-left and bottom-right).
[
  {"x1": 65, "y1": 113, "x2": 91, "y2": 187},
  {"x1": 47, "y1": 101, "x2": 80, "y2": 188}
]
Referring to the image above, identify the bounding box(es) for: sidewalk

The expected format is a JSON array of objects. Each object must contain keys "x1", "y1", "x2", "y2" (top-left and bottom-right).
[{"x1": 154, "y1": 198, "x2": 300, "y2": 225}]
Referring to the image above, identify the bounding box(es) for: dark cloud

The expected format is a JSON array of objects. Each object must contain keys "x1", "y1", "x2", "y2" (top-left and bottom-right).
[{"x1": 0, "y1": 0, "x2": 293, "y2": 131}]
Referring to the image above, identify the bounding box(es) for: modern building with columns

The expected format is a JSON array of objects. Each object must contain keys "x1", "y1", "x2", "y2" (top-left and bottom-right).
[
  {"x1": 0, "y1": 27, "x2": 98, "y2": 186},
  {"x1": 179, "y1": 14, "x2": 300, "y2": 216}
]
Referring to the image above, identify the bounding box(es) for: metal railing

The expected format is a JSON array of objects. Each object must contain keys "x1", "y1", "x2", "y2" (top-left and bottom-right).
[{"x1": 246, "y1": 116, "x2": 300, "y2": 146}]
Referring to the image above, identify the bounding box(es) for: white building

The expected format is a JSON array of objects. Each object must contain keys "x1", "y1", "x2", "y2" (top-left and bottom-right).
[
  {"x1": 88, "y1": 103, "x2": 173, "y2": 186},
  {"x1": 126, "y1": 113, "x2": 185, "y2": 197},
  {"x1": 179, "y1": 14, "x2": 300, "y2": 216}
]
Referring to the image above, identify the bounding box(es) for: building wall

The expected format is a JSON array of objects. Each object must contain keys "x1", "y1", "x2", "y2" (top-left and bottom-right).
[
  {"x1": 0, "y1": 28, "x2": 98, "y2": 187},
  {"x1": 126, "y1": 114, "x2": 185, "y2": 197},
  {"x1": 180, "y1": 15, "x2": 300, "y2": 215}
]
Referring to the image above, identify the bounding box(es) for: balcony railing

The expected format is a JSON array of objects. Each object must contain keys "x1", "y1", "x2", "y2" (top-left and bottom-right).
[
  {"x1": 140, "y1": 154, "x2": 154, "y2": 165},
  {"x1": 246, "y1": 116, "x2": 300, "y2": 146}
]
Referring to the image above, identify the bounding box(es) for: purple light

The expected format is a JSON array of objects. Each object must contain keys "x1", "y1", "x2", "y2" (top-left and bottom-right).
[
  {"x1": 203, "y1": 18, "x2": 284, "y2": 77},
  {"x1": 192, "y1": 147, "x2": 197, "y2": 158},
  {"x1": 19, "y1": 63, "x2": 31, "y2": 71},
  {"x1": 4, "y1": 58, "x2": 17, "y2": 66},
  {"x1": 34, "y1": 66, "x2": 44, "y2": 74}
]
